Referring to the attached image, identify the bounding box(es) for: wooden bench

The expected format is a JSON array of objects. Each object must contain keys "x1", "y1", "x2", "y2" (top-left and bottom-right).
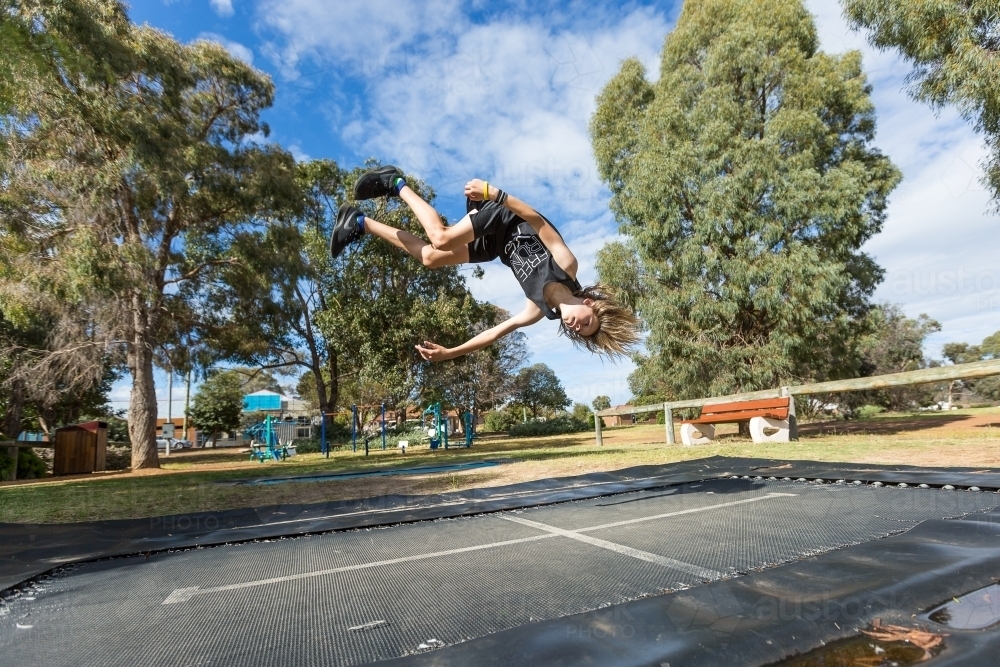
[{"x1": 680, "y1": 397, "x2": 795, "y2": 445}]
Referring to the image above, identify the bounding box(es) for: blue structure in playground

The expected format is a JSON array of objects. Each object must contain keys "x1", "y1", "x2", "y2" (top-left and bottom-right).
[
  {"x1": 315, "y1": 403, "x2": 475, "y2": 457},
  {"x1": 243, "y1": 415, "x2": 292, "y2": 462},
  {"x1": 423, "y1": 402, "x2": 473, "y2": 449}
]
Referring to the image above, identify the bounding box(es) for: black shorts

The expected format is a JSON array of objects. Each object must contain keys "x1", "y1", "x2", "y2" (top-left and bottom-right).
[{"x1": 466, "y1": 199, "x2": 521, "y2": 264}]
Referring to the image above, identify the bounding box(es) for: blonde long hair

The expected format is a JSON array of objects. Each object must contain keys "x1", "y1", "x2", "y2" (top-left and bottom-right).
[{"x1": 560, "y1": 283, "x2": 640, "y2": 358}]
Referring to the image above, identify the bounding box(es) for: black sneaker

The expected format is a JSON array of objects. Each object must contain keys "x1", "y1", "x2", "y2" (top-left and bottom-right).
[
  {"x1": 353, "y1": 165, "x2": 403, "y2": 200},
  {"x1": 330, "y1": 204, "x2": 365, "y2": 258}
]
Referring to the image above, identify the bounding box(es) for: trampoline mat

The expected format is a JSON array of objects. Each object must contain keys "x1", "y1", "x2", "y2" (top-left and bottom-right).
[{"x1": 2, "y1": 478, "x2": 997, "y2": 667}]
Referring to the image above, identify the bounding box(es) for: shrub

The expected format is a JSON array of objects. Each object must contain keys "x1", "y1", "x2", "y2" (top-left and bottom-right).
[
  {"x1": 508, "y1": 415, "x2": 589, "y2": 438},
  {"x1": 484, "y1": 411, "x2": 517, "y2": 432},
  {"x1": 17, "y1": 448, "x2": 47, "y2": 479},
  {"x1": 586, "y1": 414, "x2": 606, "y2": 428},
  {"x1": 292, "y1": 438, "x2": 321, "y2": 454},
  {"x1": 105, "y1": 446, "x2": 131, "y2": 471},
  {"x1": 857, "y1": 404, "x2": 887, "y2": 418}
]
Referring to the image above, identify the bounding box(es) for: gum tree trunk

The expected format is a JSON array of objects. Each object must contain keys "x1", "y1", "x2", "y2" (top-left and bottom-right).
[
  {"x1": 127, "y1": 300, "x2": 160, "y2": 470},
  {"x1": 3, "y1": 378, "x2": 24, "y2": 439}
]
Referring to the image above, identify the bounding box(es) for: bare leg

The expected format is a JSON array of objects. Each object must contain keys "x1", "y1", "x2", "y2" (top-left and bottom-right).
[
  {"x1": 364, "y1": 217, "x2": 469, "y2": 268},
  {"x1": 398, "y1": 185, "x2": 475, "y2": 251}
]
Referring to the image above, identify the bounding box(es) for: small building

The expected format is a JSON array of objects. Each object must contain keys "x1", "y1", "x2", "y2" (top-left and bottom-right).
[
  {"x1": 242, "y1": 390, "x2": 311, "y2": 418},
  {"x1": 53, "y1": 421, "x2": 108, "y2": 475},
  {"x1": 604, "y1": 405, "x2": 658, "y2": 427}
]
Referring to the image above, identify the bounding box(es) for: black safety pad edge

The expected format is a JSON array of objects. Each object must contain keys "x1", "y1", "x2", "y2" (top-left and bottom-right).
[
  {"x1": 740, "y1": 459, "x2": 1000, "y2": 490},
  {"x1": 5, "y1": 455, "x2": 1000, "y2": 593},
  {"x1": 379, "y1": 505, "x2": 1000, "y2": 667},
  {"x1": 0, "y1": 457, "x2": 735, "y2": 592}
]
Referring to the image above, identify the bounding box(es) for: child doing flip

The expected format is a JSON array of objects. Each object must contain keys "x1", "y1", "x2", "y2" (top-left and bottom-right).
[{"x1": 330, "y1": 166, "x2": 639, "y2": 361}]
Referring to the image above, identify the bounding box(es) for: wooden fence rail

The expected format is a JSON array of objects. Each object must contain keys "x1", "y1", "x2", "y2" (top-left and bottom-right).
[{"x1": 594, "y1": 358, "x2": 1000, "y2": 445}]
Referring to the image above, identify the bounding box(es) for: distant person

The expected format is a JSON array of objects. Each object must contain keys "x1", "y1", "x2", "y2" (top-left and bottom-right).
[{"x1": 331, "y1": 166, "x2": 640, "y2": 361}]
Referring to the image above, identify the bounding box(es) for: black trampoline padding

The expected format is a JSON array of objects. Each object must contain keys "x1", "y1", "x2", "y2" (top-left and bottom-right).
[
  {"x1": 2, "y1": 478, "x2": 998, "y2": 667},
  {"x1": 384, "y1": 504, "x2": 1000, "y2": 667},
  {"x1": 7, "y1": 456, "x2": 1000, "y2": 593}
]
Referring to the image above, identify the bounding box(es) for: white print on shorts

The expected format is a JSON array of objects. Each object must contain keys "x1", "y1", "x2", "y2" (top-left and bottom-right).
[{"x1": 506, "y1": 236, "x2": 548, "y2": 281}]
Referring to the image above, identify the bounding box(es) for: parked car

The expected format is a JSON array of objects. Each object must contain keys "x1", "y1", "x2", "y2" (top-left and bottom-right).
[{"x1": 155, "y1": 438, "x2": 189, "y2": 451}]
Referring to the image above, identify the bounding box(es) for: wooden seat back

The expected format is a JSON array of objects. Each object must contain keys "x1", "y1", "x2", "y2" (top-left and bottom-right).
[{"x1": 683, "y1": 397, "x2": 790, "y2": 424}]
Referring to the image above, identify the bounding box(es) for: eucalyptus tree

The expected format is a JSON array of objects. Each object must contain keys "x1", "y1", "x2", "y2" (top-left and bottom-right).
[
  {"x1": 204, "y1": 159, "x2": 349, "y2": 418},
  {"x1": 843, "y1": 0, "x2": 1000, "y2": 210},
  {"x1": 590, "y1": 0, "x2": 900, "y2": 400},
  {"x1": 1, "y1": 1, "x2": 298, "y2": 468}
]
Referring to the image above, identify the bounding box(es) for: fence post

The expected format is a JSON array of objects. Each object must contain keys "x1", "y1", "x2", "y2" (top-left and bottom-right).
[
  {"x1": 780, "y1": 386, "x2": 798, "y2": 441},
  {"x1": 663, "y1": 402, "x2": 675, "y2": 445},
  {"x1": 321, "y1": 412, "x2": 327, "y2": 458},
  {"x1": 594, "y1": 410, "x2": 603, "y2": 447}
]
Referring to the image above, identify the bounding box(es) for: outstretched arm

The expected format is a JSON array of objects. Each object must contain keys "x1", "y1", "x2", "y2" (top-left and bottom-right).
[
  {"x1": 464, "y1": 179, "x2": 579, "y2": 281},
  {"x1": 415, "y1": 299, "x2": 543, "y2": 362}
]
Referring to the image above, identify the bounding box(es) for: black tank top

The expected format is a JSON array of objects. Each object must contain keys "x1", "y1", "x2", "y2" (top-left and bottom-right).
[{"x1": 500, "y1": 218, "x2": 581, "y2": 320}]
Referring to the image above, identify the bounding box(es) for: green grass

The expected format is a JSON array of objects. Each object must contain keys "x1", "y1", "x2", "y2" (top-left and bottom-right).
[{"x1": 2, "y1": 407, "x2": 998, "y2": 524}]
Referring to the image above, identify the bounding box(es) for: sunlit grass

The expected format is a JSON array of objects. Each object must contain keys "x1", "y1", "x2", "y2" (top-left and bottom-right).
[{"x1": 2, "y1": 407, "x2": 998, "y2": 524}]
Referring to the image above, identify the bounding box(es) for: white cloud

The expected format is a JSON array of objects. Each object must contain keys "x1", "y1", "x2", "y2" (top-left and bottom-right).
[
  {"x1": 197, "y1": 32, "x2": 254, "y2": 64},
  {"x1": 256, "y1": 0, "x2": 463, "y2": 78},
  {"x1": 288, "y1": 142, "x2": 311, "y2": 162},
  {"x1": 210, "y1": 0, "x2": 235, "y2": 18}
]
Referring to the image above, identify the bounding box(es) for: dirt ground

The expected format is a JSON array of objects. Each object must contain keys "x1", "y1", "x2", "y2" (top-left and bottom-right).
[{"x1": 3, "y1": 408, "x2": 999, "y2": 524}]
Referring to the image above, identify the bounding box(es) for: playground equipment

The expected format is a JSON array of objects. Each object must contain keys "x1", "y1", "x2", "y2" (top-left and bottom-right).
[
  {"x1": 422, "y1": 403, "x2": 474, "y2": 449},
  {"x1": 244, "y1": 416, "x2": 293, "y2": 463},
  {"x1": 423, "y1": 403, "x2": 447, "y2": 450},
  {"x1": 349, "y1": 404, "x2": 388, "y2": 456}
]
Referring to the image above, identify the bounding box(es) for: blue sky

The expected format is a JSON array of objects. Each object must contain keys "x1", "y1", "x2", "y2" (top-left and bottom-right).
[{"x1": 113, "y1": 0, "x2": 999, "y2": 418}]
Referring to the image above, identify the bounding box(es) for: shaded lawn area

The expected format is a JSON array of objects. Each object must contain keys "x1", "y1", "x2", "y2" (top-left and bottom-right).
[{"x1": 2, "y1": 407, "x2": 999, "y2": 524}]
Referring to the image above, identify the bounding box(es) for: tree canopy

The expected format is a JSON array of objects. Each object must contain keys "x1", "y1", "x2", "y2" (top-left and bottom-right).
[
  {"x1": 514, "y1": 364, "x2": 571, "y2": 418},
  {"x1": 843, "y1": 0, "x2": 1000, "y2": 210},
  {"x1": 591, "y1": 0, "x2": 900, "y2": 400},
  {"x1": 187, "y1": 370, "x2": 244, "y2": 446},
  {"x1": 1, "y1": 1, "x2": 299, "y2": 467}
]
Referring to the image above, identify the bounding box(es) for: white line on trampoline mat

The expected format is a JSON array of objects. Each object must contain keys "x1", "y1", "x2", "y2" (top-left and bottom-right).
[
  {"x1": 162, "y1": 491, "x2": 796, "y2": 604},
  {"x1": 577, "y1": 492, "x2": 797, "y2": 533},
  {"x1": 501, "y1": 515, "x2": 721, "y2": 579},
  {"x1": 162, "y1": 533, "x2": 555, "y2": 604}
]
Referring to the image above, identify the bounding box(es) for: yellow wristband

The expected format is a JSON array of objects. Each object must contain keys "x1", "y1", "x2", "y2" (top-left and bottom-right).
[{"x1": 483, "y1": 181, "x2": 489, "y2": 200}]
